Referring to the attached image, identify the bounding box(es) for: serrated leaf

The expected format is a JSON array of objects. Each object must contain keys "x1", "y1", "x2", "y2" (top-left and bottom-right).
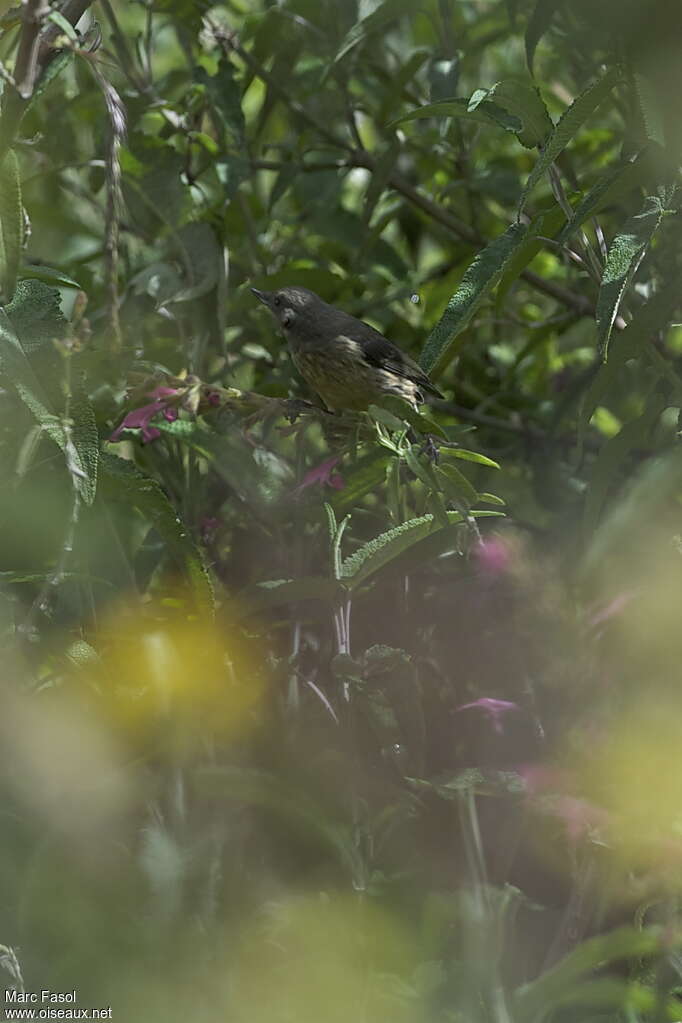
[
  {"x1": 420, "y1": 222, "x2": 529, "y2": 376},
  {"x1": 633, "y1": 71, "x2": 665, "y2": 147},
  {"x1": 525, "y1": 0, "x2": 566, "y2": 74},
  {"x1": 556, "y1": 156, "x2": 644, "y2": 246},
  {"x1": 340, "y1": 510, "x2": 484, "y2": 589},
  {"x1": 389, "y1": 96, "x2": 522, "y2": 134},
  {"x1": 0, "y1": 299, "x2": 97, "y2": 504},
  {"x1": 518, "y1": 67, "x2": 622, "y2": 217},
  {"x1": 596, "y1": 195, "x2": 664, "y2": 360},
  {"x1": 496, "y1": 203, "x2": 566, "y2": 307},
  {"x1": 0, "y1": 149, "x2": 22, "y2": 302},
  {"x1": 580, "y1": 268, "x2": 682, "y2": 442},
  {"x1": 100, "y1": 453, "x2": 213, "y2": 614}
]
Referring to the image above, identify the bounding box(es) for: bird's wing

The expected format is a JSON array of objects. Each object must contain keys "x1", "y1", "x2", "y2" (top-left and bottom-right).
[{"x1": 351, "y1": 321, "x2": 444, "y2": 399}]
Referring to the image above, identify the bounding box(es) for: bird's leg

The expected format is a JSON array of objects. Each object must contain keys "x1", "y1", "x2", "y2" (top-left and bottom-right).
[{"x1": 421, "y1": 433, "x2": 440, "y2": 463}]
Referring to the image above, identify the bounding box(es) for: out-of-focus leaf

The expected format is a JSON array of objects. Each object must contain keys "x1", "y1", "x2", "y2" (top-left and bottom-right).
[
  {"x1": 581, "y1": 269, "x2": 682, "y2": 431},
  {"x1": 525, "y1": 0, "x2": 566, "y2": 74},
  {"x1": 518, "y1": 67, "x2": 622, "y2": 216},
  {"x1": 100, "y1": 453, "x2": 214, "y2": 614},
  {"x1": 363, "y1": 138, "x2": 400, "y2": 227},
  {"x1": 596, "y1": 195, "x2": 664, "y2": 360},
  {"x1": 197, "y1": 765, "x2": 364, "y2": 878},
  {"x1": 633, "y1": 71, "x2": 666, "y2": 147},
  {"x1": 195, "y1": 58, "x2": 248, "y2": 197},
  {"x1": 513, "y1": 926, "x2": 664, "y2": 1021},
  {"x1": 0, "y1": 149, "x2": 22, "y2": 302},
  {"x1": 420, "y1": 222, "x2": 528, "y2": 376},
  {"x1": 331, "y1": 449, "x2": 390, "y2": 511},
  {"x1": 389, "y1": 96, "x2": 522, "y2": 134},
  {"x1": 333, "y1": 0, "x2": 414, "y2": 66},
  {"x1": 169, "y1": 222, "x2": 221, "y2": 303},
  {"x1": 583, "y1": 400, "x2": 665, "y2": 536},
  {"x1": 236, "y1": 577, "x2": 343, "y2": 618},
  {"x1": 428, "y1": 57, "x2": 459, "y2": 102}
]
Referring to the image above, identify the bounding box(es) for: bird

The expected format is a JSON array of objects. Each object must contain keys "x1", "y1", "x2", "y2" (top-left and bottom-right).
[{"x1": 251, "y1": 285, "x2": 443, "y2": 412}]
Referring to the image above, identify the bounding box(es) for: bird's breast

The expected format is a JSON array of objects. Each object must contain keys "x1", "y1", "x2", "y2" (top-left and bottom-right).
[{"x1": 289, "y1": 335, "x2": 421, "y2": 411}]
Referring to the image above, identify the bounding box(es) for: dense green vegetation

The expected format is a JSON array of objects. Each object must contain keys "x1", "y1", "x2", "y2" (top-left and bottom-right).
[{"x1": 2, "y1": 1, "x2": 682, "y2": 1019}]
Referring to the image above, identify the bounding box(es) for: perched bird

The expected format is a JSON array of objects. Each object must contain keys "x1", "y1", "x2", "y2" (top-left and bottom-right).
[{"x1": 251, "y1": 285, "x2": 443, "y2": 412}]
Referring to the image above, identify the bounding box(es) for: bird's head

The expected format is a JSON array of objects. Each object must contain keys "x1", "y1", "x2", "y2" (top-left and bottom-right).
[{"x1": 250, "y1": 285, "x2": 323, "y2": 339}]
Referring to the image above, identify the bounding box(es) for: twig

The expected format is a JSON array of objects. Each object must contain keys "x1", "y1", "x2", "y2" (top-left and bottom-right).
[{"x1": 14, "y1": 0, "x2": 49, "y2": 98}]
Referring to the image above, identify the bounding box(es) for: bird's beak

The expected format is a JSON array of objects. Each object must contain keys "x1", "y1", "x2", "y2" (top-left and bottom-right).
[{"x1": 250, "y1": 287, "x2": 271, "y2": 306}]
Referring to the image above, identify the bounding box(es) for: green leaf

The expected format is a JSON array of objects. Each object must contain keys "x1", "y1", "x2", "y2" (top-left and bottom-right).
[
  {"x1": 389, "y1": 96, "x2": 522, "y2": 134},
  {"x1": 341, "y1": 512, "x2": 473, "y2": 589},
  {"x1": 435, "y1": 462, "x2": 478, "y2": 506},
  {"x1": 19, "y1": 265, "x2": 82, "y2": 289},
  {"x1": 169, "y1": 222, "x2": 221, "y2": 303},
  {"x1": 100, "y1": 453, "x2": 214, "y2": 614},
  {"x1": 0, "y1": 295, "x2": 97, "y2": 505},
  {"x1": 596, "y1": 195, "x2": 664, "y2": 361},
  {"x1": 479, "y1": 79, "x2": 553, "y2": 148},
  {"x1": 583, "y1": 400, "x2": 665, "y2": 536},
  {"x1": 440, "y1": 448, "x2": 501, "y2": 469},
  {"x1": 580, "y1": 268, "x2": 682, "y2": 441},
  {"x1": 0, "y1": 149, "x2": 22, "y2": 302},
  {"x1": 496, "y1": 203, "x2": 566, "y2": 307},
  {"x1": 197, "y1": 766, "x2": 364, "y2": 878},
  {"x1": 556, "y1": 156, "x2": 645, "y2": 246},
  {"x1": 420, "y1": 222, "x2": 529, "y2": 376},
  {"x1": 332, "y1": 449, "x2": 390, "y2": 512},
  {"x1": 514, "y1": 926, "x2": 664, "y2": 1022},
  {"x1": 525, "y1": 0, "x2": 566, "y2": 74},
  {"x1": 518, "y1": 67, "x2": 622, "y2": 216},
  {"x1": 633, "y1": 72, "x2": 666, "y2": 147},
  {"x1": 236, "y1": 577, "x2": 342, "y2": 618},
  {"x1": 333, "y1": 0, "x2": 413, "y2": 67},
  {"x1": 371, "y1": 395, "x2": 447, "y2": 438}
]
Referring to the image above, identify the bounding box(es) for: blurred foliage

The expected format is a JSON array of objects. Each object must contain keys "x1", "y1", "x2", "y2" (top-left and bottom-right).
[{"x1": 1, "y1": 0, "x2": 682, "y2": 1020}]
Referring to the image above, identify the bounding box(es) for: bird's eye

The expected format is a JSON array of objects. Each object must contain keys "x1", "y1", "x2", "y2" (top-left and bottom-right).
[{"x1": 273, "y1": 295, "x2": 281, "y2": 307}]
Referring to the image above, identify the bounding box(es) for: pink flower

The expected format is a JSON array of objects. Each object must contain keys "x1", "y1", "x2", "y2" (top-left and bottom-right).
[
  {"x1": 109, "y1": 386, "x2": 181, "y2": 444},
  {"x1": 294, "y1": 455, "x2": 345, "y2": 495},
  {"x1": 474, "y1": 537, "x2": 511, "y2": 575},
  {"x1": 456, "y1": 697, "x2": 519, "y2": 733},
  {"x1": 549, "y1": 795, "x2": 609, "y2": 843}
]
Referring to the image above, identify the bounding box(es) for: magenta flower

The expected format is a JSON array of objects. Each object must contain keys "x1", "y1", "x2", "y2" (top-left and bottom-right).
[
  {"x1": 548, "y1": 795, "x2": 609, "y2": 843},
  {"x1": 474, "y1": 537, "x2": 512, "y2": 576},
  {"x1": 456, "y1": 697, "x2": 519, "y2": 733},
  {"x1": 109, "y1": 386, "x2": 181, "y2": 444},
  {"x1": 294, "y1": 455, "x2": 345, "y2": 495}
]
